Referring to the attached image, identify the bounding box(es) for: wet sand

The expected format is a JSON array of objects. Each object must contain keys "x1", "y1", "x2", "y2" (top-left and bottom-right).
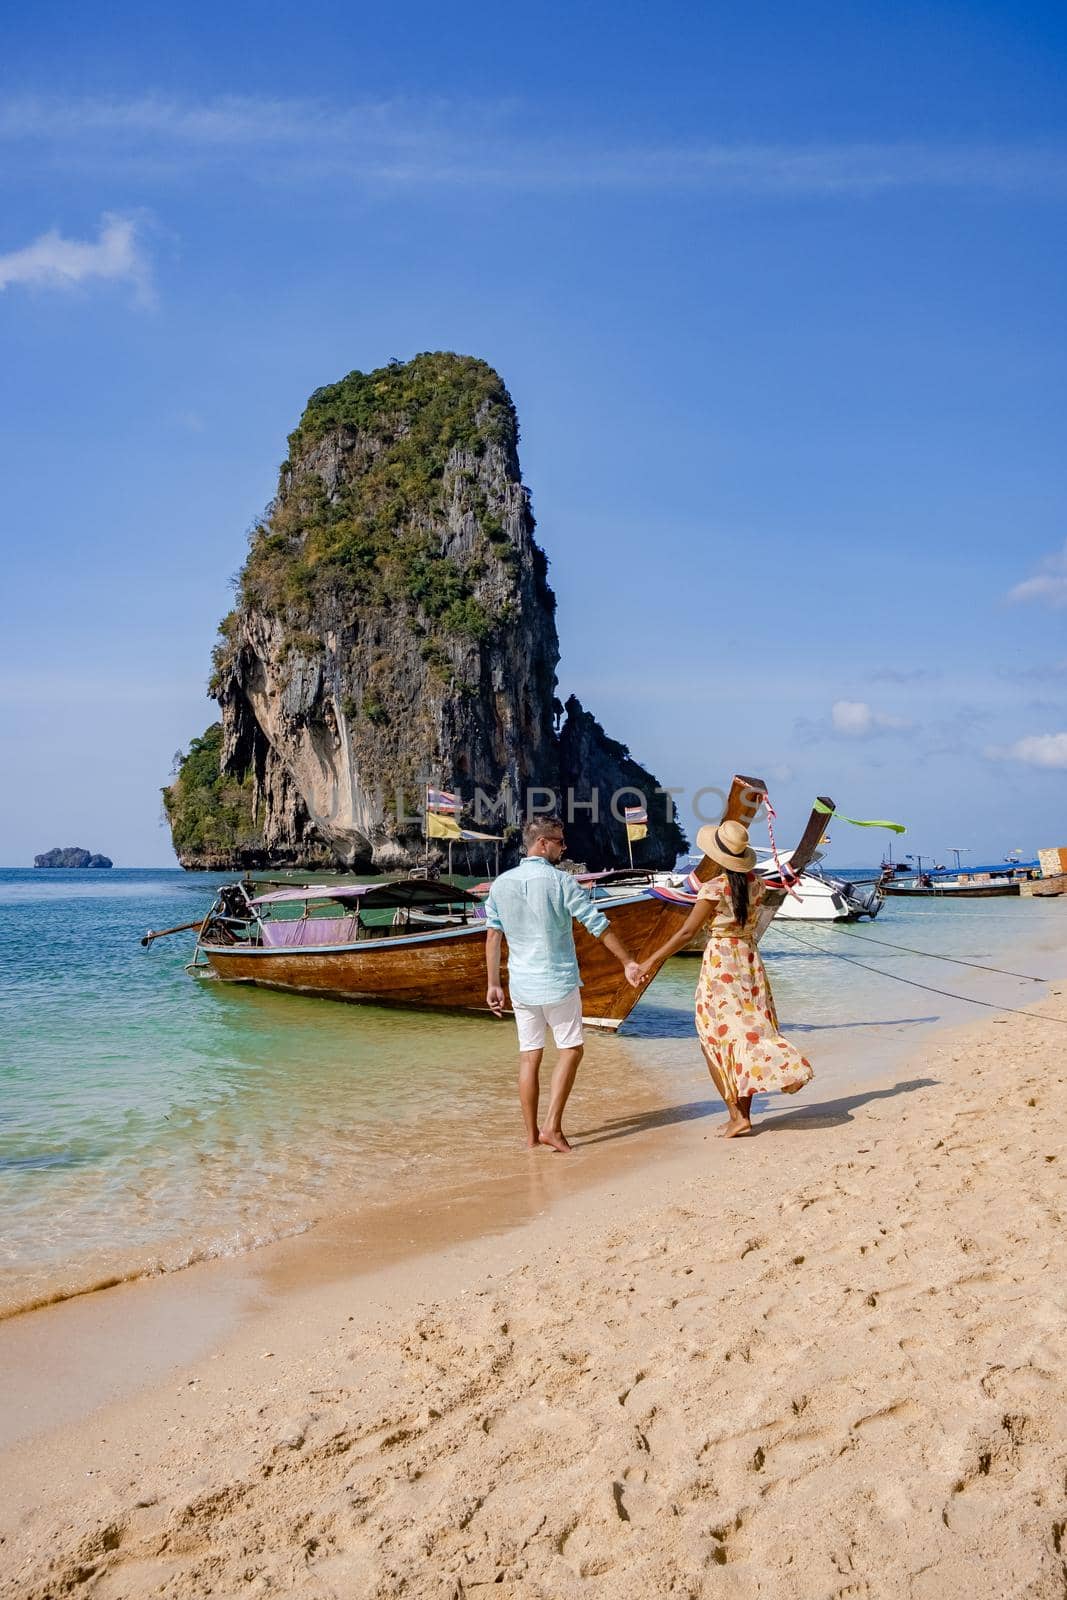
[
  {"x1": 0, "y1": 971, "x2": 952, "y2": 1459},
  {"x1": 2, "y1": 982, "x2": 1066, "y2": 1597}
]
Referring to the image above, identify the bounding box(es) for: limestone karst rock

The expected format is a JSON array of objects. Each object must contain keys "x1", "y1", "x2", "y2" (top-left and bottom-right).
[
  {"x1": 166, "y1": 353, "x2": 686, "y2": 871},
  {"x1": 34, "y1": 848, "x2": 113, "y2": 868}
]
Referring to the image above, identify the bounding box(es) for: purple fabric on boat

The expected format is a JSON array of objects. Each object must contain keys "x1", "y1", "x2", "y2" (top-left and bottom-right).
[{"x1": 260, "y1": 917, "x2": 360, "y2": 947}]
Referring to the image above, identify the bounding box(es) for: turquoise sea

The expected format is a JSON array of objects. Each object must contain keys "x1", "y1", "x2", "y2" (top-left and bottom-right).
[{"x1": 1, "y1": 867, "x2": 1063, "y2": 1316}]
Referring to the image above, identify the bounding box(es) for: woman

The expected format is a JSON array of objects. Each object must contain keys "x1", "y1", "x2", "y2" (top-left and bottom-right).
[{"x1": 638, "y1": 819, "x2": 813, "y2": 1138}]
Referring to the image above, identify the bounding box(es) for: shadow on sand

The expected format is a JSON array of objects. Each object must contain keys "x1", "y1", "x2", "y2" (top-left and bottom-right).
[
  {"x1": 752, "y1": 1076, "x2": 939, "y2": 1132},
  {"x1": 781, "y1": 1016, "x2": 939, "y2": 1032},
  {"x1": 627, "y1": 1006, "x2": 941, "y2": 1041},
  {"x1": 574, "y1": 1077, "x2": 939, "y2": 1146}
]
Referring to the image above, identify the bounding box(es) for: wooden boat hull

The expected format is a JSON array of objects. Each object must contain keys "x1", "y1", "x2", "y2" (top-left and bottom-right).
[
  {"x1": 200, "y1": 894, "x2": 686, "y2": 1032},
  {"x1": 881, "y1": 883, "x2": 1020, "y2": 898}
]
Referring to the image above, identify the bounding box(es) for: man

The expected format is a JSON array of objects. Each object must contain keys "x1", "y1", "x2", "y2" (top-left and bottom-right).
[{"x1": 484, "y1": 816, "x2": 644, "y2": 1153}]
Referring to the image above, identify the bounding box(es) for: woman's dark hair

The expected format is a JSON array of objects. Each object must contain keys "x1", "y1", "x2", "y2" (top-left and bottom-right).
[{"x1": 726, "y1": 869, "x2": 750, "y2": 928}]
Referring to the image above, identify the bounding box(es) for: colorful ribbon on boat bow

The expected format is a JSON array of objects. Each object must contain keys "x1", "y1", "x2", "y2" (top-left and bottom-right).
[
  {"x1": 762, "y1": 794, "x2": 803, "y2": 899},
  {"x1": 812, "y1": 800, "x2": 906, "y2": 834}
]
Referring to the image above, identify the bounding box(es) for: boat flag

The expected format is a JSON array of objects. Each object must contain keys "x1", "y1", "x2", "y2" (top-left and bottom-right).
[
  {"x1": 623, "y1": 803, "x2": 648, "y2": 869},
  {"x1": 427, "y1": 810, "x2": 463, "y2": 840},
  {"x1": 426, "y1": 787, "x2": 460, "y2": 813},
  {"x1": 813, "y1": 801, "x2": 905, "y2": 834},
  {"x1": 624, "y1": 804, "x2": 648, "y2": 843}
]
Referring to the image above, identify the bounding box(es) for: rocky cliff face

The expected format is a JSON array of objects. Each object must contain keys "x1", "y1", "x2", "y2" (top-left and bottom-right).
[
  {"x1": 557, "y1": 696, "x2": 686, "y2": 868},
  {"x1": 168, "y1": 353, "x2": 685, "y2": 871}
]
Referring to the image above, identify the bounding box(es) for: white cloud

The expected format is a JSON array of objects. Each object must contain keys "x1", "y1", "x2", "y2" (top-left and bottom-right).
[
  {"x1": 1, "y1": 95, "x2": 1066, "y2": 197},
  {"x1": 831, "y1": 699, "x2": 913, "y2": 737},
  {"x1": 0, "y1": 213, "x2": 151, "y2": 303},
  {"x1": 832, "y1": 700, "x2": 875, "y2": 735},
  {"x1": 1007, "y1": 541, "x2": 1067, "y2": 609},
  {"x1": 986, "y1": 731, "x2": 1067, "y2": 769}
]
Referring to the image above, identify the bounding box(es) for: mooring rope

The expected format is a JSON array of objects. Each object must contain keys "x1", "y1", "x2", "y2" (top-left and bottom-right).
[
  {"x1": 823, "y1": 925, "x2": 1045, "y2": 983},
  {"x1": 771, "y1": 925, "x2": 1067, "y2": 1025}
]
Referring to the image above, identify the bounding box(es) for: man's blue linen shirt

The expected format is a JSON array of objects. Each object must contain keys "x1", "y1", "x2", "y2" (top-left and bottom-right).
[{"x1": 484, "y1": 856, "x2": 610, "y2": 1006}]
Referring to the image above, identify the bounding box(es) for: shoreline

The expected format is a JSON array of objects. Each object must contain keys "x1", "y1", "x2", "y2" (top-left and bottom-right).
[
  {"x1": 0, "y1": 979, "x2": 916, "y2": 1326},
  {"x1": 0, "y1": 924, "x2": 1061, "y2": 1402},
  {"x1": 0, "y1": 1031, "x2": 883, "y2": 1451},
  {"x1": 2, "y1": 975, "x2": 1066, "y2": 1596},
  {"x1": 6, "y1": 900, "x2": 1062, "y2": 1327},
  {"x1": 0, "y1": 936, "x2": 1006, "y2": 1431}
]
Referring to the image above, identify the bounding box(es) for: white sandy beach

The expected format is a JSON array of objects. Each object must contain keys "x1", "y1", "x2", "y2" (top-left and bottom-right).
[{"x1": 1, "y1": 987, "x2": 1066, "y2": 1599}]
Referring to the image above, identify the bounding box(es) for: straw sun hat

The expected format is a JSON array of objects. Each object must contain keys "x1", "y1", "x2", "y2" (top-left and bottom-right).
[{"x1": 695, "y1": 819, "x2": 757, "y2": 873}]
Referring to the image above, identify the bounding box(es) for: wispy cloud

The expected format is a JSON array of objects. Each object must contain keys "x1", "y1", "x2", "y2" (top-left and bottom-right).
[
  {"x1": 1, "y1": 94, "x2": 1066, "y2": 196},
  {"x1": 997, "y1": 657, "x2": 1067, "y2": 681},
  {"x1": 831, "y1": 699, "x2": 913, "y2": 737},
  {"x1": 1007, "y1": 540, "x2": 1067, "y2": 609},
  {"x1": 985, "y1": 730, "x2": 1067, "y2": 769},
  {"x1": 867, "y1": 665, "x2": 942, "y2": 685},
  {"x1": 794, "y1": 698, "x2": 916, "y2": 746},
  {"x1": 0, "y1": 212, "x2": 152, "y2": 303}
]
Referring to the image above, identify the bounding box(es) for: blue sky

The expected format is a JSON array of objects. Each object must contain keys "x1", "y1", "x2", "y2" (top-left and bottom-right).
[{"x1": 1, "y1": 1, "x2": 1064, "y2": 866}]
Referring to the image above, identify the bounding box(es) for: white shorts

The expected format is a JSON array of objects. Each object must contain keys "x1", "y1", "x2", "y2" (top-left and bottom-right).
[{"x1": 513, "y1": 986, "x2": 584, "y2": 1052}]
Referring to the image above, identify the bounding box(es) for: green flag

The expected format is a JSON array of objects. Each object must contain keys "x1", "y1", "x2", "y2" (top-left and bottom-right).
[{"x1": 814, "y1": 800, "x2": 906, "y2": 834}]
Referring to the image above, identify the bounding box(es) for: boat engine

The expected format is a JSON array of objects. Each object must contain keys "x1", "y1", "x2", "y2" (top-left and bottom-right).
[{"x1": 839, "y1": 880, "x2": 883, "y2": 919}]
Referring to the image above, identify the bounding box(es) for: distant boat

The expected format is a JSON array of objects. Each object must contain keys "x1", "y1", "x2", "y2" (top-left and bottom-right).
[
  {"x1": 881, "y1": 879, "x2": 1020, "y2": 899},
  {"x1": 880, "y1": 858, "x2": 1038, "y2": 899}
]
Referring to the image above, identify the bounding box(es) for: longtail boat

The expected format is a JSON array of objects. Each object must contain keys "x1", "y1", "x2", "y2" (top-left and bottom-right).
[
  {"x1": 879, "y1": 857, "x2": 1037, "y2": 898},
  {"x1": 190, "y1": 877, "x2": 670, "y2": 1031},
  {"x1": 174, "y1": 776, "x2": 833, "y2": 1032},
  {"x1": 880, "y1": 879, "x2": 1021, "y2": 899}
]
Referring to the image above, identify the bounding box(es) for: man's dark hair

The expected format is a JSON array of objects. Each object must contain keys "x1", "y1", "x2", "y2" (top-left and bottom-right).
[{"x1": 523, "y1": 815, "x2": 564, "y2": 851}]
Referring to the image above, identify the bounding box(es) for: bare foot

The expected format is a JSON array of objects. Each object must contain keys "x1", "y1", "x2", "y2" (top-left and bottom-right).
[
  {"x1": 539, "y1": 1128, "x2": 573, "y2": 1154},
  {"x1": 525, "y1": 1132, "x2": 540, "y2": 1150},
  {"x1": 723, "y1": 1117, "x2": 752, "y2": 1139},
  {"x1": 717, "y1": 1111, "x2": 748, "y2": 1137}
]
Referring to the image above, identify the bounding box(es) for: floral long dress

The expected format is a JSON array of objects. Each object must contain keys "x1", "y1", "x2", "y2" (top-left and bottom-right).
[{"x1": 694, "y1": 873, "x2": 814, "y2": 1100}]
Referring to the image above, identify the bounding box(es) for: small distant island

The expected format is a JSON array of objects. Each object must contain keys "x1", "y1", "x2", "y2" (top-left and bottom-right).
[{"x1": 34, "y1": 848, "x2": 113, "y2": 869}]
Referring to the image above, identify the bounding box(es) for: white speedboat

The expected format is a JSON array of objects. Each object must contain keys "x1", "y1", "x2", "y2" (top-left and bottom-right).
[
  {"x1": 648, "y1": 849, "x2": 882, "y2": 943},
  {"x1": 753, "y1": 849, "x2": 883, "y2": 922}
]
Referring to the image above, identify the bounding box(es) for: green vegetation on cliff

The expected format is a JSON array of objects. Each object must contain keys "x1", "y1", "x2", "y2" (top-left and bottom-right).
[
  {"x1": 164, "y1": 724, "x2": 261, "y2": 859},
  {"x1": 228, "y1": 353, "x2": 524, "y2": 672},
  {"x1": 290, "y1": 351, "x2": 512, "y2": 458}
]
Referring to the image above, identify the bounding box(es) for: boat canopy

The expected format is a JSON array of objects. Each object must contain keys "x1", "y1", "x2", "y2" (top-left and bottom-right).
[
  {"x1": 923, "y1": 859, "x2": 1038, "y2": 879},
  {"x1": 250, "y1": 879, "x2": 483, "y2": 910},
  {"x1": 574, "y1": 868, "x2": 653, "y2": 886}
]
